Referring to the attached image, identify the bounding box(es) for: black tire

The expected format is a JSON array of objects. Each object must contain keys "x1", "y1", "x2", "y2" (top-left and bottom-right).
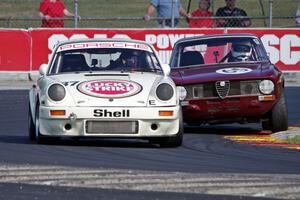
[
  {"x1": 35, "y1": 103, "x2": 47, "y2": 144},
  {"x1": 28, "y1": 103, "x2": 36, "y2": 141},
  {"x1": 156, "y1": 112, "x2": 184, "y2": 148},
  {"x1": 158, "y1": 130, "x2": 183, "y2": 148},
  {"x1": 261, "y1": 119, "x2": 270, "y2": 130},
  {"x1": 262, "y1": 92, "x2": 288, "y2": 133}
]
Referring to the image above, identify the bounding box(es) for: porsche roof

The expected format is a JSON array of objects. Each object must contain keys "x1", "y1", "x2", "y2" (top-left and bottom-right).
[{"x1": 56, "y1": 38, "x2": 150, "y2": 46}]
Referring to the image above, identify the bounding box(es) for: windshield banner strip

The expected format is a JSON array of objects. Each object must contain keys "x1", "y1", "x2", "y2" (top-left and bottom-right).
[{"x1": 57, "y1": 42, "x2": 152, "y2": 53}]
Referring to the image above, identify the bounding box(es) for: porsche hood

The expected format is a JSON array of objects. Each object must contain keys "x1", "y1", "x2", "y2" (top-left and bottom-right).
[{"x1": 46, "y1": 72, "x2": 171, "y2": 107}]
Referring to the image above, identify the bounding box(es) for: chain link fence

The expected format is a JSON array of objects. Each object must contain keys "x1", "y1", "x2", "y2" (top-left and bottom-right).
[{"x1": 0, "y1": 0, "x2": 299, "y2": 28}]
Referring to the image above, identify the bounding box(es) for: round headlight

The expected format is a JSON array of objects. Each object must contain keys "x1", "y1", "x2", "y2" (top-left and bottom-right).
[
  {"x1": 177, "y1": 86, "x2": 187, "y2": 101},
  {"x1": 259, "y1": 80, "x2": 274, "y2": 94},
  {"x1": 48, "y1": 84, "x2": 66, "y2": 101},
  {"x1": 156, "y1": 83, "x2": 174, "y2": 101}
]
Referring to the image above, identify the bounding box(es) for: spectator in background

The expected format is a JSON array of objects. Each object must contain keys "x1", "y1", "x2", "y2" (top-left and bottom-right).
[
  {"x1": 144, "y1": 0, "x2": 190, "y2": 28},
  {"x1": 296, "y1": 4, "x2": 300, "y2": 27},
  {"x1": 39, "y1": 0, "x2": 79, "y2": 28},
  {"x1": 215, "y1": 0, "x2": 251, "y2": 27},
  {"x1": 189, "y1": 0, "x2": 213, "y2": 28}
]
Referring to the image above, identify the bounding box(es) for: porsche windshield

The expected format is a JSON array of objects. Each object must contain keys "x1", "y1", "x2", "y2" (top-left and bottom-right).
[
  {"x1": 49, "y1": 48, "x2": 162, "y2": 74},
  {"x1": 171, "y1": 37, "x2": 269, "y2": 68}
]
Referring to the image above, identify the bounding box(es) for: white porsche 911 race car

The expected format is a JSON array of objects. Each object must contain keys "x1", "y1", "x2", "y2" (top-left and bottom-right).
[{"x1": 28, "y1": 39, "x2": 185, "y2": 147}]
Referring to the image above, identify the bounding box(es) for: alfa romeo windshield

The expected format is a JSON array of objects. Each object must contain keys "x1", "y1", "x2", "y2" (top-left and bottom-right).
[{"x1": 171, "y1": 37, "x2": 269, "y2": 68}]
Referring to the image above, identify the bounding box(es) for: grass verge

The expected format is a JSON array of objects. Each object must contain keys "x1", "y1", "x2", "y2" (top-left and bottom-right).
[
  {"x1": 287, "y1": 135, "x2": 300, "y2": 144},
  {"x1": 0, "y1": 0, "x2": 299, "y2": 28}
]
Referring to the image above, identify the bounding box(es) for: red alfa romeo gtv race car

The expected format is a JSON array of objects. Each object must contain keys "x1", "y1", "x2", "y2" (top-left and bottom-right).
[{"x1": 170, "y1": 34, "x2": 288, "y2": 133}]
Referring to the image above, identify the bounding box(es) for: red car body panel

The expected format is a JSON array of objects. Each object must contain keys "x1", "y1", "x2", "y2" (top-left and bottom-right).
[
  {"x1": 170, "y1": 34, "x2": 285, "y2": 125},
  {"x1": 172, "y1": 62, "x2": 280, "y2": 85},
  {"x1": 172, "y1": 63, "x2": 283, "y2": 123},
  {"x1": 183, "y1": 96, "x2": 275, "y2": 122}
]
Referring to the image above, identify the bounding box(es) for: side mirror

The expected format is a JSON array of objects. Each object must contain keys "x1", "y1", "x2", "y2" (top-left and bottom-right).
[
  {"x1": 161, "y1": 64, "x2": 171, "y2": 77},
  {"x1": 39, "y1": 64, "x2": 48, "y2": 76}
]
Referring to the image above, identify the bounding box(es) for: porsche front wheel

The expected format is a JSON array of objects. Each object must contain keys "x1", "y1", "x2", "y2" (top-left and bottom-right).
[
  {"x1": 34, "y1": 103, "x2": 50, "y2": 144},
  {"x1": 158, "y1": 126, "x2": 183, "y2": 147},
  {"x1": 151, "y1": 113, "x2": 184, "y2": 148},
  {"x1": 28, "y1": 103, "x2": 36, "y2": 141}
]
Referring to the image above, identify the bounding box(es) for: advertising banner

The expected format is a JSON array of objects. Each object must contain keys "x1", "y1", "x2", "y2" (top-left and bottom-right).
[
  {"x1": 0, "y1": 29, "x2": 30, "y2": 71},
  {"x1": 30, "y1": 28, "x2": 224, "y2": 70},
  {"x1": 0, "y1": 28, "x2": 299, "y2": 71}
]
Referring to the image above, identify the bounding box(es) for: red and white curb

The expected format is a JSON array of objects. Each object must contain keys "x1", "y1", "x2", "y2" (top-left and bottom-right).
[{"x1": 224, "y1": 126, "x2": 300, "y2": 150}]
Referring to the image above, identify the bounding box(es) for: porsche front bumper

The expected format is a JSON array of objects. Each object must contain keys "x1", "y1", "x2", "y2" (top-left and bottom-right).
[{"x1": 38, "y1": 106, "x2": 181, "y2": 138}]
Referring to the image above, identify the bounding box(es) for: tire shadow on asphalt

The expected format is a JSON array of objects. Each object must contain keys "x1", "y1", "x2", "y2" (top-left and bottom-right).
[
  {"x1": 0, "y1": 135, "x2": 162, "y2": 148},
  {"x1": 184, "y1": 123, "x2": 271, "y2": 136}
]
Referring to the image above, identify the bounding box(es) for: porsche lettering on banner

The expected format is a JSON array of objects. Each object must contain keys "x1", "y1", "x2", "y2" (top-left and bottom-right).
[{"x1": 57, "y1": 42, "x2": 152, "y2": 52}]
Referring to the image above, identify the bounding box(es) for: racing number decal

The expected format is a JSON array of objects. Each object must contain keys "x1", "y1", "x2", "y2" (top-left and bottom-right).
[
  {"x1": 62, "y1": 81, "x2": 80, "y2": 87},
  {"x1": 216, "y1": 67, "x2": 252, "y2": 75}
]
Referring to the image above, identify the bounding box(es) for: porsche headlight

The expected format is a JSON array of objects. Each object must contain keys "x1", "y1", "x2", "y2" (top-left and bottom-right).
[
  {"x1": 156, "y1": 83, "x2": 174, "y2": 101},
  {"x1": 48, "y1": 84, "x2": 66, "y2": 101},
  {"x1": 259, "y1": 80, "x2": 274, "y2": 94},
  {"x1": 177, "y1": 86, "x2": 187, "y2": 101}
]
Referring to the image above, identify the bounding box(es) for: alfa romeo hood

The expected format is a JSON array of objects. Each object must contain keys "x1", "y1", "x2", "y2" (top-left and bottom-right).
[
  {"x1": 172, "y1": 62, "x2": 270, "y2": 85},
  {"x1": 49, "y1": 72, "x2": 160, "y2": 107}
]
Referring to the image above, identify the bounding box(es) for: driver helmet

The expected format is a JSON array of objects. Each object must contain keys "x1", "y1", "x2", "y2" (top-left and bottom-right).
[
  {"x1": 121, "y1": 51, "x2": 139, "y2": 68},
  {"x1": 231, "y1": 41, "x2": 252, "y2": 62}
]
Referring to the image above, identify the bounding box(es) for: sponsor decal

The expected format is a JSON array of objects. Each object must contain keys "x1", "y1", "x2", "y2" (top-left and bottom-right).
[
  {"x1": 77, "y1": 80, "x2": 142, "y2": 98},
  {"x1": 57, "y1": 42, "x2": 152, "y2": 52},
  {"x1": 94, "y1": 109, "x2": 130, "y2": 117},
  {"x1": 261, "y1": 34, "x2": 300, "y2": 65},
  {"x1": 216, "y1": 67, "x2": 252, "y2": 75}
]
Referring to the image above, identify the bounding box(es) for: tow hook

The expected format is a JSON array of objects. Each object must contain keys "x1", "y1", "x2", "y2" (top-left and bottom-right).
[{"x1": 69, "y1": 113, "x2": 77, "y2": 123}]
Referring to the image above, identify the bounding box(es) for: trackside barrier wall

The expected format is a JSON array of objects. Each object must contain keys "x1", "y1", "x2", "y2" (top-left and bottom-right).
[
  {"x1": 0, "y1": 29, "x2": 31, "y2": 71},
  {"x1": 0, "y1": 28, "x2": 299, "y2": 72}
]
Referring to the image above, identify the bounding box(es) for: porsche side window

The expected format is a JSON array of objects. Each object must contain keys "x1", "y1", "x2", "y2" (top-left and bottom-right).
[
  {"x1": 59, "y1": 53, "x2": 91, "y2": 73},
  {"x1": 49, "y1": 54, "x2": 61, "y2": 74},
  {"x1": 148, "y1": 53, "x2": 161, "y2": 71}
]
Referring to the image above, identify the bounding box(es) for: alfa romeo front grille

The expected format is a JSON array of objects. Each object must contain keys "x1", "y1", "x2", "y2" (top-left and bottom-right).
[
  {"x1": 185, "y1": 80, "x2": 261, "y2": 100},
  {"x1": 215, "y1": 81, "x2": 230, "y2": 99}
]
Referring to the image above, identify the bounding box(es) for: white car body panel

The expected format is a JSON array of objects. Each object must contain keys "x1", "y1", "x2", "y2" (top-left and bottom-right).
[
  {"x1": 38, "y1": 106, "x2": 180, "y2": 137},
  {"x1": 29, "y1": 39, "x2": 182, "y2": 141}
]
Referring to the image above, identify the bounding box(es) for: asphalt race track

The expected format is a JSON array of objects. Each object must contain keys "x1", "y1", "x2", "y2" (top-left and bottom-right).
[{"x1": 0, "y1": 87, "x2": 299, "y2": 200}]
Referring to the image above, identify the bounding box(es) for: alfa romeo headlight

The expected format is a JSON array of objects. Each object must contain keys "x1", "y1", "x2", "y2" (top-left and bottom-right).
[
  {"x1": 156, "y1": 83, "x2": 174, "y2": 101},
  {"x1": 48, "y1": 83, "x2": 66, "y2": 101},
  {"x1": 259, "y1": 80, "x2": 274, "y2": 94},
  {"x1": 177, "y1": 86, "x2": 187, "y2": 101}
]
